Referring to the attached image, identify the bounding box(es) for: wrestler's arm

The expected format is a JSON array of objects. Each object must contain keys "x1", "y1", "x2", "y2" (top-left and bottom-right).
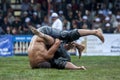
[{"x1": 39, "y1": 39, "x2": 61, "y2": 60}]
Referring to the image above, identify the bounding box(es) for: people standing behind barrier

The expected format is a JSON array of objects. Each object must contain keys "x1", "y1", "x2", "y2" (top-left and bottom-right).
[
  {"x1": 51, "y1": 12, "x2": 63, "y2": 31},
  {"x1": 114, "y1": 24, "x2": 120, "y2": 33},
  {"x1": 77, "y1": 15, "x2": 92, "y2": 29},
  {"x1": 7, "y1": 12, "x2": 15, "y2": 25},
  {"x1": 102, "y1": 16, "x2": 112, "y2": 30},
  {"x1": 103, "y1": 23, "x2": 114, "y2": 33},
  {"x1": 21, "y1": 11, "x2": 29, "y2": 24},
  {"x1": 11, "y1": 17, "x2": 22, "y2": 35},
  {"x1": 92, "y1": 17, "x2": 102, "y2": 29},
  {"x1": 22, "y1": 17, "x2": 32, "y2": 34},
  {"x1": 108, "y1": 11, "x2": 116, "y2": 25},
  {"x1": 63, "y1": 19, "x2": 71, "y2": 30},
  {"x1": 58, "y1": 10, "x2": 65, "y2": 22},
  {"x1": 1, "y1": 17, "x2": 11, "y2": 34},
  {"x1": 113, "y1": 15, "x2": 120, "y2": 31},
  {"x1": 41, "y1": 15, "x2": 50, "y2": 26},
  {"x1": 31, "y1": 12, "x2": 41, "y2": 28},
  {"x1": 71, "y1": 19, "x2": 78, "y2": 29}
]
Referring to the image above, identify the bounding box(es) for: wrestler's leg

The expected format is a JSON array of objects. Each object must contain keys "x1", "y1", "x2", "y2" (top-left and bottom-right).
[
  {"x1": 64, "y1": 42, "x2": 85, "y2": 59},
  {"x1": 65, "y1": 62, "x2": 86, "y2": 70},
  {"x1": 77, "y1": 28, "x2": 104, "y2": 42},
  {"x1": 72, "y1": 42, "x2": 85, "y2": 59},
  {"x1": 29, "y1": 25, "x2": 54, "y2": 45},
  {"x1": 50, "y1": 57, "x2": 86, "y2": 70}
]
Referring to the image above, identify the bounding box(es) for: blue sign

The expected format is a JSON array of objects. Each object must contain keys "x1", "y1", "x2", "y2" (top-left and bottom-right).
[
  {"x1": 0, "y1": 35, "x2": 13, "y2": 57},
  {"x1": 13, "y1": 35, "x2": 32, "y2": 42}
]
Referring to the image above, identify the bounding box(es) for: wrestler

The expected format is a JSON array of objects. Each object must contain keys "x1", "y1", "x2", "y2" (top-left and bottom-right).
[
  {"x1": 28, "y1": 32, "x2": 86, "y2": 70},
  {"x1": 28, "y1": 25, "x2": 104, "y2": 70}
]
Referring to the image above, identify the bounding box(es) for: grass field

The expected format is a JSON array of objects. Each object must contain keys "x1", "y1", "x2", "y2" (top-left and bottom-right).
[{"x1": 0, "y1": 56, "x2": 120, "y2": 80}]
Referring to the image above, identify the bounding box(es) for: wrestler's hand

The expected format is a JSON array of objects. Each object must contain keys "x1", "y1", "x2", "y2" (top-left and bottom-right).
[{"x1": 54, "y1": 39, "x2": 61, "y2": 45}]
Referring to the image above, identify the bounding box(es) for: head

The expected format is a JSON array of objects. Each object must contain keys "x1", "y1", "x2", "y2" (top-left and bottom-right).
[
  {"x1": 95, "y1": 17, "x2": 101, "y2": 23},
  {"x1": 82, "y1": 15, "x2": 88, "y2": 22},
  {"x1": 104, "y1": 16, "x2": 110, "y2": 23},
  {"x1": 33, "y1": 12, "x2": 38, "y2": 18},
  {"x1": 25, "y1": 17, "x2": 31, "y2": 24},
  {"x1": 58, "y1": 10, "x2": 63, "y2": 16},
  {"x1": 116, "y1": 15, "x2": 120, "y2": 22},
  {"x1": 105, "y1": 23, "x2": 111, "y2": 29},
  {"x1": 51, "y1": 12, "x2": 58, "y2": 22}
]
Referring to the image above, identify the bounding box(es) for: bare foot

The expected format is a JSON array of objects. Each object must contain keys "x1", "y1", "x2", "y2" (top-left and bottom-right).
[
  {"x1": 79, "y1": 66, "x2": 86, "y2": 70},
  {"x1": 76, "y1": 44, "x2": 85, "y2": 59},
  {"x1": 72, "y1": 42, "x2": 85, "y2": 59},
  {"x1": 95, "y1": 28, "x2": 105, "y2": 43},
  {"x1": 28, "y1": 26, "x2": 44, "y2": 37}
]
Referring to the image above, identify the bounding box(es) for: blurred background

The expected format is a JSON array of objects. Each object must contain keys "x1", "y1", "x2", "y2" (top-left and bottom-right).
[{"x1": 0, "y1": 0, "x2": 120, "y2": 56}]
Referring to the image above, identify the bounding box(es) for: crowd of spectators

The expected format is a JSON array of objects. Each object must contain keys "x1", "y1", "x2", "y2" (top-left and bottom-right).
[{"x1": 0, "y1": 0, "x2": 120, "y2": 35}]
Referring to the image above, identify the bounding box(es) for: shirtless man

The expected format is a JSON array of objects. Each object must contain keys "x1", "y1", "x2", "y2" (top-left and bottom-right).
[
  {"x1": 28, "y1": 31, "x2": 86, "y2": 70},
  {"x1": 28, "y1": 26, "x2": 104, "y2": 70}
]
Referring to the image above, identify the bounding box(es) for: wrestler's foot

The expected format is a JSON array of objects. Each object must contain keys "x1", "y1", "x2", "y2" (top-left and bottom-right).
[
  {"x1": 95, "y1": 28, "x2": 105, "y2": 43},
  {"x1": 76, "y1": 44, "x2": 85, "y2": 59},
  {"x1": 29, "y1": 26, "x2": 44, "y2": 37},
  {"x1": 79, "y1": 66, "x2": 86, "y2": 70},
  {"x1": 72, "y1": 42, "x2": 85, "y2": 59}
]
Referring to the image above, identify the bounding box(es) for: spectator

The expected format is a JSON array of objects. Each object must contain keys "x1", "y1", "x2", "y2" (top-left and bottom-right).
[
  {"x1": 92, "y1": 17, "x2": 102, "y2": 29},
  {"x1": 97, "y1": 10, "x2": 105, "y2": 22},
  {"x1": 71, "y1": 19, "x2": 78, "y2": 29},
  {"x1": 1, "y1": 17, "x2": 11, "y2": 34},
  {"x1": 21, "y1": 11, "x2": 29, "y2": 24},
  {"x1": 85, "y1": 10, "x2": 94, "y2": 22},
  {"x1": 58, "y1": 10, "x2": 65, "y2": 22},
  {"x1": 66, "y1": 10, "x2": 74, "y2": 28},
  {"x1": 77, "y1": 15, "x2": 92, "y2": 29},
  {"x1": 22, "y1": 17, "x2": 32, "y2": 34},
  {"x1": 103, "y1": 23, "x2": 114, "y2": 33},
  {"x1": 65, "y1": 3, "x2": 73, "y2": 22},
  {"x1": 36, "y1": 4, "x2": 45, "y2": 21},
  {"x1": 11, "y1": 17, "x2": 22, "y2": 35},
  {"x1": 41, "y1": 15, "x2": 49, "y2": 26},
  {"x1": 7, "y1": 12, "x2": 15, "y2": 25},
  {"x1": 31, "y1": 12, "x2": 41, "y2": 28},
  {"x1": 108, "y1": 11, "x2": 116, "y2": 24},
  {"x1": 113, "y1": 15, "x2": 120, "y2": 30},
  {"x1": 27, "y1": 5, "x2": 34, "y2": 17},
  {"x1": 102, "y1": 16, "x2": 112, "y2": 30},
  {"x1": 101, "y1": 3, "x2": 109, "y2": 16},
  {"x1": 114, "y1": 24, "x2": 120, "y2": 33},
  {"x1": 75, "y1": 10, "x2": 82, "y2": 22},
  {"x1": 51, "y1": 12, "x2": 63, "y2": 30},
  {"x1": 63, "y1": 18, "x2": 71, "y2": 30}
]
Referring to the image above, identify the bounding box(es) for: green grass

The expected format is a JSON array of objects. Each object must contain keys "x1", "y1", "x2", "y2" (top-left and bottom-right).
[{"x1": 0, "y1": 56, "x2": 120, "y2": 80}]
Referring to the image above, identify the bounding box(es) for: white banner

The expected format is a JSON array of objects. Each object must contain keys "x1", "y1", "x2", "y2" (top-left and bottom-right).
[{"x1": 76, "y1": 34, "x2": 120, "y2": 56}]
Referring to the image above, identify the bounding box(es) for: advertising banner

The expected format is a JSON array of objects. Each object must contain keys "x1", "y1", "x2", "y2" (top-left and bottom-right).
[
  {"x1": 0, "y1": 35, "x2": 13, "y2": 57},
  {"x1": 76, "y1": 34, "x2": 120, "y2": 56}
]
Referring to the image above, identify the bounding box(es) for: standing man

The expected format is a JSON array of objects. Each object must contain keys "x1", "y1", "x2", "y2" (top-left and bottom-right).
[{"x1": 51, "y1": 12, "x2": 63, "y2": 30}]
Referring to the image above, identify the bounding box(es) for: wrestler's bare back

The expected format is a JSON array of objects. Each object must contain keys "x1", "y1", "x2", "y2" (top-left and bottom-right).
[
  {"x1": 28, "y1": 35, "x2": 61, "y2": 68},
  {"x1": 28, "y1": 36, "x2": 46, "y2": 66}
]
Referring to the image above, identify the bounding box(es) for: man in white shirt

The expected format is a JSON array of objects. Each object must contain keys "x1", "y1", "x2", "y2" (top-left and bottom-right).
[{"x1": 51, "y1": 12, "x2": 63, "y2": 31}]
